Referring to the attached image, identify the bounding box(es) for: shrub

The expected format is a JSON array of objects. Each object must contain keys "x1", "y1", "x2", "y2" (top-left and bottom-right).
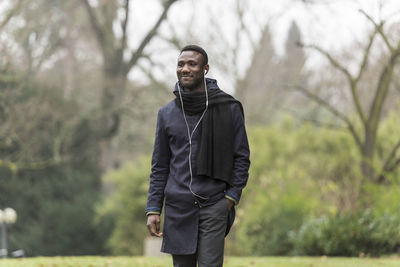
[
  {"x1": 290, "y1": 210, "x2": 400, "y2": 256},
  {"x1": 96, "y1": 157, "x2": 150, "y2": 255}
]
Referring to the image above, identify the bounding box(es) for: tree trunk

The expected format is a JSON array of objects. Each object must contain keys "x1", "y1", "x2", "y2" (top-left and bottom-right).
[
  {"x1": 361, "y1": 123, "x2": 378, "y2": 181},
  {"x1": 98, "y1": 69, "x2": 127, "y2": 170}
]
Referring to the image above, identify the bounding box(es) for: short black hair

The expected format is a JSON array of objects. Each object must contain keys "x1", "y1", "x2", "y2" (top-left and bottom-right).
[{"x1": 180, "y1": 45, "x2": 208, "y2": 66}]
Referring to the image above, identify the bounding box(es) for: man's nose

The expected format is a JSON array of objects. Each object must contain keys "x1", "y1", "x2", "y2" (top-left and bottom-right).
[{"x1": 181, "y1": 64, "x2": 190, "y2": 73}]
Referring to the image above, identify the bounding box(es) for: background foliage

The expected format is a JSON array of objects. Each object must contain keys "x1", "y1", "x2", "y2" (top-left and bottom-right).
[
  {"x1": 232, "y1": 115, "x2": 400, "y2": 256},
  {"x1": 0, "y1": 68, "x2": 106, "y2": 255},
  {"x1": 97, "y1": 158, "x2": 150, "y2": 255},
  {"x1": 0, "y1": 0, "x2": 399, "y2": 257},
  {"x1": 97, "y1": 115, "x2": 400, "y2": 256}
]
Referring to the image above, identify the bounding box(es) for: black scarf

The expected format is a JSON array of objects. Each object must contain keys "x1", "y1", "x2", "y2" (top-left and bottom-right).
[{"x1": 174, "y1": 88, "x2": 243, "y2": 185}]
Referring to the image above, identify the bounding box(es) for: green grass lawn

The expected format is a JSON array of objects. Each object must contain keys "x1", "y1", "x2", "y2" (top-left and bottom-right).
[{"x1": 1, "y1": 256, "x2": 400, "y2": 267}]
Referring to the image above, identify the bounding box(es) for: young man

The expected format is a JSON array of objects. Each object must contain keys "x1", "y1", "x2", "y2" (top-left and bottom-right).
[{"x1": 146, "y1": 45, "x2": 250, "y2": 267}]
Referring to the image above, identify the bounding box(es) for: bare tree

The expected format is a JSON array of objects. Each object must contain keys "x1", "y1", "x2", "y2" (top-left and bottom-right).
[
  {"x1": 297, "y1": 10, "x2": 400, "y2": 183},
  {"x1": 0, "y1": 0, "x2": 178, "y2": 171},
  {"x1": 80, "y1": 0, "x2": 178, "y2": 169}
]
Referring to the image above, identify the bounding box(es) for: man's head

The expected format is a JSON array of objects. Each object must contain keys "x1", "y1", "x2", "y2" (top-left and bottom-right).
[{"x1": 177, "y1": 45, "x2": 209, "y2": 91}]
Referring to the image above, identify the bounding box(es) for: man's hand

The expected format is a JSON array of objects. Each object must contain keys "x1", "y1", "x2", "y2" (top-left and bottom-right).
[
  {"x1": 146, "y1": 214, "x2": 163, "y2": 237},
  {"x1": 226, "y1": 199, "x2": 234, "y2": 211}
]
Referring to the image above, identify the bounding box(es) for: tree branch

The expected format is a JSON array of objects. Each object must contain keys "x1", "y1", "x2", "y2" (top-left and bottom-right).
[
  {"x1": 300, "y1": 43, "x2": 353, "y2": 82},
  {"x1": 126, "y1": 0, "x2": 178, "y2": 72},
  {"x1": 0, "y1": 0, "x2": 23, "y2": 29},
  {"x1": 387, "y1": 157, "x2": 400, "y2": 172},
  {"x1": 121, "y1": 0, "x2": 130, "y2": 52},
  {"x1": 367, "y1": 49, "x2": 400, "y2": 133},
  {"x1": 137, "y1": 61, "x2": 169, "y2": 92},
  {"x1": 235, "y1": 0, "x2": 256, "y2": 51},
  {"x1": 294, "y1": 85, "x2": 363, "y2": 150},
  {"x1": 354, "y1": 28, "x2": 378, "y2": 84},
  {"x1": 359, "y1": 9, "x2": 394, "y2": 52},
  {"x1": 300, "y1": 42, "x2": 367, "y2": 125},
  {"x1": 382, "y1": 137, "x2": 400, "y2": 172},
  {"x1": 377, "y1": 156, "x2": 400, "y2": 183},
  {"x1": 81, "y1": 0, "x2": 106, "y2": 53},
  {"x1": 34, "y1": 30, "x2": 64, "y2": 73}
]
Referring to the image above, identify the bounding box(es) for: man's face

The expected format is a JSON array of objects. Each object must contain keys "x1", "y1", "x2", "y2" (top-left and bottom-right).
[{"x1": 176, "y1": 50, "x2": 208, "y2": 91}]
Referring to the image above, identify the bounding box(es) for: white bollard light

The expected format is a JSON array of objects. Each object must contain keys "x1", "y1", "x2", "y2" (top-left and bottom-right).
[
  {"x1": 3, "y1": 208, "x2": 17, "y2": 224},
  {"x1": 0, "y1": 208, "x2": 17, "y2": 258}
]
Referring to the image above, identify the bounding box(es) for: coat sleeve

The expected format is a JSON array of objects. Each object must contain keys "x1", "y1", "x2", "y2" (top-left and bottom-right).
[
  {"x1": 225, "y1": 103, "x2": 250, "y2": 204},
  {"x1": 146, "y1": 109, "x2": 171, "y2": 214}
]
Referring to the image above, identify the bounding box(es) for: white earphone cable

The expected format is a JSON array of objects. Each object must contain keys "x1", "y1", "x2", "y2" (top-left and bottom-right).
[{"x1": 177, "y1": 76, "x2": 209, "y2": 200}]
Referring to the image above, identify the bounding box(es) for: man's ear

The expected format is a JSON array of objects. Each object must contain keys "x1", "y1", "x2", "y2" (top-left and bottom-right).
[{"x1": 204, "y1": 64, "x2": 209, "y2": 75}]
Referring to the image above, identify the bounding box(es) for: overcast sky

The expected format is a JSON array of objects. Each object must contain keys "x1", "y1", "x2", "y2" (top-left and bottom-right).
[{"x1": 1, "y1": 0, "x2": 399, "y2": 92}]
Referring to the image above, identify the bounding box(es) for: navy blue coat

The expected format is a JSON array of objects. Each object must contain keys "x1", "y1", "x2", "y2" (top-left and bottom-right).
[{"x1": 146, "y1": 78, "x2": 250, "y2": 255}]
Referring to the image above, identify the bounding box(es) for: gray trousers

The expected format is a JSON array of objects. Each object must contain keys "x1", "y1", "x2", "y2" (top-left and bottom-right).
[{"x1": 172, "y1": 198, "x2": 229, "y2": 267}]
